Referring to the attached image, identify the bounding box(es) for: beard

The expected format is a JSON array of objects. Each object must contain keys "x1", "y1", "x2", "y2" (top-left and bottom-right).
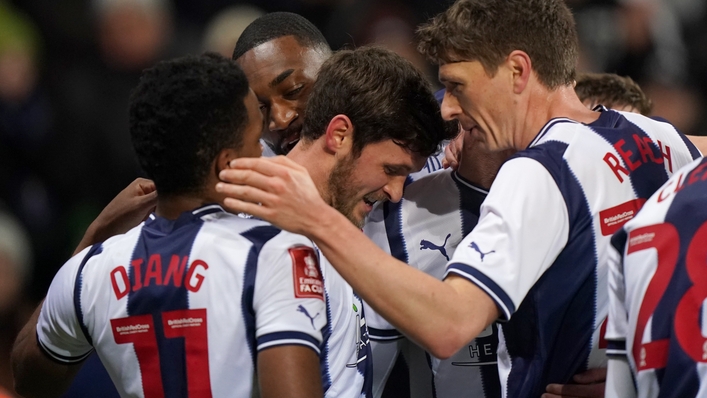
[
  {"x1": 327, "y1": 154, "x2": 363, "y2": 228},
  {"x1": 327, "y1": 154, "x2": 386, "y2": 229}
]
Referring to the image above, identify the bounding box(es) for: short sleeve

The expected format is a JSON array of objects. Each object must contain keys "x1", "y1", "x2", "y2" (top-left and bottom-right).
[
  {"x1": 253, "y1": 236, "x2": 327, "y2": 355},
  {"x1": 445, "y1": 158, "x2": 570, "y2": 321},
  {"x1": 606, "y1": 229, "x2": 629, "y2": 357},
  {"x1": 36, "y1": 246, "x2": 95, "y2": 363}
]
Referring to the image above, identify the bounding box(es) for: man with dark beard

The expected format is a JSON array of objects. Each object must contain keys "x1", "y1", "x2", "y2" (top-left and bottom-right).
[{"x1": 257, "y1": 46, "x2": 455, "y2": 397}]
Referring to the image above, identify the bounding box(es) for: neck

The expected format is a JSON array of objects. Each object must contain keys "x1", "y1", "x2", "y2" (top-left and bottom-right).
[
  {"x1": 155, "y1": 195, "x2": 210, "y2": 220},
  {"x1": 457, "y1": 137, "x2": 515, "y2": 190},
  {"x1": 155, "y1": 181, "x2": 224, "y2": 219},
  {"x1": 287, "y1": 139, "x2": 335, "y2": 203},
  {"x1": 517, "y1": 83, "x2": 601, "y2": 149}
]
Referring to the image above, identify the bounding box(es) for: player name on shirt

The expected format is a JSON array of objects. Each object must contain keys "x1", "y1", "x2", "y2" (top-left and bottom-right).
[
  {"x1": 109, "y1": 255, "x2": 207, "y2": 298},
  {"x1": 603, "y1": 134, "x2": 674, "y2": 182}
]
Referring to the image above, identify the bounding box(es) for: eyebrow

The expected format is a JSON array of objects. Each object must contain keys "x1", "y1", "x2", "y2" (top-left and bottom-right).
[
  {"x1": 270, "y1": 69, "x2": 295, "y2": 88},
  {"x1": 386, "y1": 164, "x2": 413, "y2": 175}
]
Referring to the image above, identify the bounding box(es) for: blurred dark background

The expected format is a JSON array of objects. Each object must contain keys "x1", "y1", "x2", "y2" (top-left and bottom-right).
[{"x1": 0, "y1": 0, "x2": 705, "y2": 393}]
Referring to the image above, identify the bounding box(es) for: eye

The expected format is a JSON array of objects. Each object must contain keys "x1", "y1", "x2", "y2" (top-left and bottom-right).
[
  {"x1": 284, "y1": 85, "x2": 304, "y2": 99},
  {"x1": 384, "y1": 166, "x2": 406, "y2": 176},
  {"x1": 258, "y1": 103, "x2": 268, "y2": 114}
]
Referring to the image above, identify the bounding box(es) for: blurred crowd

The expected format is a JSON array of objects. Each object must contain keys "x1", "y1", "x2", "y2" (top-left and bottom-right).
[{"x1": 0, "y1": 0, "x2": 705, "y2": 393}]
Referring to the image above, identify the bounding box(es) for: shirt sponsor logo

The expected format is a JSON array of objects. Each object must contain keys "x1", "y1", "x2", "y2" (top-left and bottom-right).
[
  {"x1": 470, "y1": 242, "x2": 495, "y2": 262},
  {"x1": 599, "y1": 198, "x2": 646, "y2": 236},
  {"x1": 297, "y1": 305, "x2": 321, "y2": 329},
  {"x1": 420, "y1": 233, "x2": 452, "y2": 260},
  {"x1": 289, "y1": 246, "x2": 324, "y2": 300},
  {"x1": 114, "y1": 323, "x2": 150, "y2": 335},
  {"x1": 166, "y1": 317, "x2": 204, "y2": 328}
]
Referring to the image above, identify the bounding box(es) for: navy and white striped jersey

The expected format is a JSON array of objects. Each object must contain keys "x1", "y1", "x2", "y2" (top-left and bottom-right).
[
  {"x1": 446, "y1": 109, "x2": 701, "y2": 397},
  {"x1": 319, "y1": 256, "x2": 373, "y2": 398},
  {"x1": 363, "y1": 169, "x2": 500, "y2": 398},
  {"x1": 408, "y1": 150, "x2": 446, "y2": 181},
  {"x1": 606, "y1": 156, "x2": 707, "y2": 398},
  {"x1": 37, "y1": 205, "x2": 327, "y2": 397}
]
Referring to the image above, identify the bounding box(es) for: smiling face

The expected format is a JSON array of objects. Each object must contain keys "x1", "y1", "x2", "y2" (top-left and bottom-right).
[
  {"x1": 326, "y1": 140, "x2": 425, "y2": 228},
  {"x1": 438, "y1": 60, "x2": 515, "y2": 151},
  {"x1": 236, "y1": 35, "x2": 328, "y2": 155}
]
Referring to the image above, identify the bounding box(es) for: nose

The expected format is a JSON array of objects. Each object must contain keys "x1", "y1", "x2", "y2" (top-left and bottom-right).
[
  {"x1": 383, "y1": 176, "x2": 406, "y2": 203},
  {"x1": 269, "y1": 100, "x2": 298, "y2": 131},
  {"x1": 440, "y1": 91, "x2": 461, "y2": 121}
]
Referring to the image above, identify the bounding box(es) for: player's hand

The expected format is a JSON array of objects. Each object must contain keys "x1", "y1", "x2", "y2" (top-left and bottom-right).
[
  {"x1": 542, "y1": 368, "x2": 606, "y2": 398},
  {"x1": 217, "y1": 156, "x2": 328, "y2": 236},
  {"x1": 74, "y1": 178, "x2": 157, "y2": 255},
  {"x1": 442, "y1": 126, "x2": 464, "y2": 170}
]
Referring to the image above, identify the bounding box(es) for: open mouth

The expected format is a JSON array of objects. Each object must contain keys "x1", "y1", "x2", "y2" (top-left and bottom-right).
[{"x1": 363, "y1": 197, "x2": 377, "y2": 207}]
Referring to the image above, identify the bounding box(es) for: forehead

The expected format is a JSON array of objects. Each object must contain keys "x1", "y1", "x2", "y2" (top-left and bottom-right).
[
  {"x1": 356, "y1": 140, "x2": 426, "y2": 170},
  {"x1": 237, "y1": 36, "x2": 324, "y2": 85},
  {"x1": 438, "y1": 61, "x2": 485, "y2": 82}
]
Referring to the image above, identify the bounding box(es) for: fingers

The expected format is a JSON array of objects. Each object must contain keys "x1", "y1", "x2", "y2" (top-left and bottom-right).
[
  {"x1": 135, "y1": 178, "x2": 157, "y2": 195},
  {"x1": 218, "y1": 168, "x2": 281, "y2": 194},
  {"x1": 227, "y1": 156, "x2": 304, "y2": 178},
  {"x1": 216, "y1": 180, "x2": 277, "y2": 208},
  {"x1": 573, "y1": 368, "x2": 607, "y2": 384},
  {"x1": 222, "y1": 197, "x2": 269, "y2": 220},
  {"x1": 544, "y1": 382, "x2": 605, "y2": 398}
]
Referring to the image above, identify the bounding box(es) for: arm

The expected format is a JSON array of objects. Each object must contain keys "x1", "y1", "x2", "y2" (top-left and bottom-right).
[
  {"x1": 216, "y1": 156, "x2": 497, "y2": 358},
  {"x1": 12, "y1": 303, "x2": 83, "y2": 398},
  {"x1": 13, "y1": 249, "x2": 94, "y2": 397},
  {"x1": 74, "y1": 178, "x2": 156, "y2": 255},
  {"x1": 258, "y1": 345, "x2": 323, "y2": 398}
]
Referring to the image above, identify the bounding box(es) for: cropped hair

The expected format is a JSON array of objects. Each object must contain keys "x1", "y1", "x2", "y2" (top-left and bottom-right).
[
  {"x1": 417, "y1": 0, "x2": 578, "y2": 89},
  {"x1": 232, "y1": 12, "x2": 331, "y2": 60},
  {"x1": 575, "y1": 72, "x2": 652, "y2": 115},
  {"x1": 301, "y1": 46, "x2": 457, "y2": 158},
  {"x1": 129, "y1": 53, "x2": 250, "y2": 196}
]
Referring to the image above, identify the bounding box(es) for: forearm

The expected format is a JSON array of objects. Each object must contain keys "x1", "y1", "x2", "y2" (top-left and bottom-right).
[
  {"x1": 308, "y1": 205, "x2": 496, "y2": 358},
  {"x1": 12, "y1": 303, "x2": 81, "y2": 398}
]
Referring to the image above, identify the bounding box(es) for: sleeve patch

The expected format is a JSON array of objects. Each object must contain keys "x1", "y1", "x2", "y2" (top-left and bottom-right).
[{"x1": 289, "y1": 246, "x2": 324, "y2": 300}]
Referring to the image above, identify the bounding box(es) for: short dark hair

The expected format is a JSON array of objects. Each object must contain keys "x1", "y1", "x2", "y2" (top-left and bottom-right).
[
  {"x1": 417, "y1": 0, "x2": 578, "y2": 89},
  {"x1": 232, "y1": 12, "x2": 331, "y2": 60},
  {"x1": 129, "y1": 53, "x2": 250, "y2": 196},
  {"x1": 575, "y1": 72, "x2": 652, "y2": 115},
  {"x1": 301, "y1": 46, "x2": 457, "y2": 158}
]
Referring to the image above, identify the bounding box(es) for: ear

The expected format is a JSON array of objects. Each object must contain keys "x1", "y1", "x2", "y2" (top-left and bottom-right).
[
  {"x1": 215, "y1": 148, "x2": 239, "y2": 176},
  {"x1": 507, "y1": 50, "x2": 532, "y2": 94},
  {"x1": 323, "y1": 114, "x2": 354, "y2": 156}
]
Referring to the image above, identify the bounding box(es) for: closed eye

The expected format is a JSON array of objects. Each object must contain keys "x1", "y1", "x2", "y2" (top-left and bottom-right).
[
  {"x1": 284, "y1": 85, "x2": 304, "y2": 100},
  {"x1": 384, "y1": 165, "x2": 410, "y2": 176}
]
